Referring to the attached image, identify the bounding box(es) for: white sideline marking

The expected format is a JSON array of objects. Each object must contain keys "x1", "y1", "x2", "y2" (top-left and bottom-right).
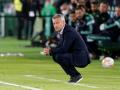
[
  {"x1": 0, "y1": 81, "x2": 42, "y2": 90},
  {"x1": 25, "y1": 75, "x2": 99, "y2": 89},
  {"x1": 94, "y1": 76, "x2": 120, "y2": 79}
]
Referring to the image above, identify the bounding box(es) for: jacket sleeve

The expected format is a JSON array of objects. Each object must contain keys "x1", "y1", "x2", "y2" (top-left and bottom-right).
[{"x1": 50, "y1": 31, "x2": 75, "y2": 55}]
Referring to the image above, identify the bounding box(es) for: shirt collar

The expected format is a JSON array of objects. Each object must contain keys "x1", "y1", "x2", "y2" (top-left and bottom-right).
[{"x1": 59, "y1": 25, "x2": 65, "y2": 35}]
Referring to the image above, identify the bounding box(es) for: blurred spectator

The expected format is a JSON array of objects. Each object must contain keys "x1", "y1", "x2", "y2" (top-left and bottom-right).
[
  {"x1": 60, "y1": 2, "x2": 70, "y2": 23},
  {"x1": 75, "y1": 5, "x2": 95, "y2": 54},
  {"x1": 77, "y1": 0, "x2": 86, "y2": 6},
  {"x1": 14, "y1": 0, "x2": 41, "y2": 40},
  {"x1": 14, "y1": 0, "x2": 24, "y2": 40},
  {"x1": 4, "y1": 2, "x2": 16, "y2": 36},
  {"x1": 98, "y1": 1, "x2": 110, "y2": 24},
  {"x1": 93, "y1": 1, "x2": 110, "y2": 34},
  {"x1": 25, "y1": 0, "x2": 41, "y2": 40},
  {"x1": 4, "y1": 3, "x2": 15, "y2": 15},
  {"x1": 41, "y1": 0, "x2": 56, "y2": 39},
  {"x1": 41, "y1": 0, "x2": 56, "y2": 17},
  {"x1": 75, "y1": 5, "x2": 95, "y2": 39},
  {"x1": 90, "y1": 1, "x2": 99, "y2": 34},
  {"x1": 69, "y1": 0, "x2": 78, "y2": 11},
  {"x1": 90, "y1": 1, "x2": 99, "y2": 17},
  {"x1": 53, "y1": 0, "x2": 70, "y2": 13},
  {"x1": 99, "y1": 5, "x2": 120, "y2": 42},
  {"x1": 68, "y1": 10, "x2": 77, "y2": 28},
  {"x1": 85, "y1": 0, "x2": 91, "y2": 13}
]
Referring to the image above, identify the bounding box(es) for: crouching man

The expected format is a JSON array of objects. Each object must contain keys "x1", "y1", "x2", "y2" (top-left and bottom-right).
[{"x1": 44, "y1": 14, "x2": 91, "y2": 83}]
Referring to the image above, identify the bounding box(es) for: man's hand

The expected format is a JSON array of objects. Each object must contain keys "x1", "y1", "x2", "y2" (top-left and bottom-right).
[{"x1": 43, "y1": 48, "x2": 51, "y2": 55}]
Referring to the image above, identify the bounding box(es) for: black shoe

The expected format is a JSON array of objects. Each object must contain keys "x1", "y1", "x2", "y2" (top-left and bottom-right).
[{"x1": 68, "y1": 75, "x2": 83, "y2": 83}]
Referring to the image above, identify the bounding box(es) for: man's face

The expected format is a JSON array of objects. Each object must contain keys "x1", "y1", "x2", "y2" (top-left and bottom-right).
[
  {"x1": 91, "y1": 4, "x2": 98, "y2": 12},
  {"x1": 52, "y1": 18, "x2": 65, "y2": 32},
  {"x1": 75, "y1": 9, "x2": 85, "y2": 19},
  {"x1": 60, "y1": 3, "x2": 69, "y2": 15},
  {"x1": 70, "y1": 13, "x2": 77, "y2": 22},
  {"x1": 99, "y1": 3, "x2": 108, "y2": 13},
  {"x1": 115, "y1": 7, "x2": 120, "y2": 17}
]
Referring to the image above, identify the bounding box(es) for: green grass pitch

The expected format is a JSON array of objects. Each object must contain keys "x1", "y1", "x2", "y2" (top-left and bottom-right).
[{"x1": 0, "y1": 37, "x2": 120, "y2": 90}]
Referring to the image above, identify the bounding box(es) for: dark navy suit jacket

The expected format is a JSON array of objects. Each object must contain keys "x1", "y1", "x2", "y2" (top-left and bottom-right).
[{"x1": 51, "y1": 24, "x2": 91, "y2": 67}]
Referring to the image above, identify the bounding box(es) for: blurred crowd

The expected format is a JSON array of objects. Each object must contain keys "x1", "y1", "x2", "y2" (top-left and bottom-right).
[
  {"x1": 44, "y1": 0, "x2": 120, "y2": 58},
  {"x1": 1, "y1": 0, "x2": 120, "y2": 58}
]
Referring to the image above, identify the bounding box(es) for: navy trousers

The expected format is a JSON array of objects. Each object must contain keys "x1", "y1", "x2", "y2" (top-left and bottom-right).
[{"x1": 52, "y1": 53, "x2": 80, "y2": 77}]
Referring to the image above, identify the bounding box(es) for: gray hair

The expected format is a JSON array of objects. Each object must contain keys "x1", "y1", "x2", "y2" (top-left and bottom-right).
[{"x1": 52, "y1": 14, "x2": 65, "y2": 21}]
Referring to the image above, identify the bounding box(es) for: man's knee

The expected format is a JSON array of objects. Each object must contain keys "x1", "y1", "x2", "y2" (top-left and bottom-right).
[
  {"x1": 53, "y1": 54, "x2": 72, "y2": 64},
  {"x1": 53, "y1": 54, "x2": 63, "y2": 63}
]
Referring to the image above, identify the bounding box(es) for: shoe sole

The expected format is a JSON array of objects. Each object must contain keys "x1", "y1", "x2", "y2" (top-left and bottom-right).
[
  {"x1": 68, "y1": 77, "x2": 83, "y2": 84},
  {"x1": 76, "y1": 77, "x2": 83, "y2": 83}
]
